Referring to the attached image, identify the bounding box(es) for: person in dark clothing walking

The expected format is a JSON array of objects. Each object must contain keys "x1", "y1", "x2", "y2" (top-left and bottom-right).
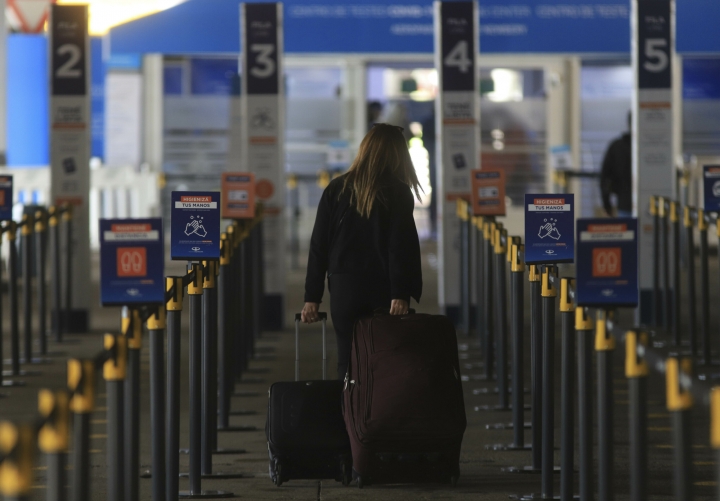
[
  {"x1": 600, "y1": 114, "x2": 633, "y2": 217},
  {"x1": 302, "y1": 123, "x2": 423, "y2": 380}
]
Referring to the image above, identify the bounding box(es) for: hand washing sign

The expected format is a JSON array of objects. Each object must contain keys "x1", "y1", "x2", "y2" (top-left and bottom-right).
[
  {"x1": 99, "y1": 218, "x2": 164, "y2": 306},
  {"x1": 524, "y1": 194, "x2": 574, "y2": 264},
  {"x1": 170, "y1": 191, "x2": 220, "y2": 261},
  {"x1": 576, "y1": 218, "x2": 638, "y2": 307}
]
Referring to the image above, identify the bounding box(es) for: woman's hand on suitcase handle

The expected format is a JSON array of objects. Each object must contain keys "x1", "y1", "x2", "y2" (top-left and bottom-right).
[
  {"x1": 301, "y1": 302, "x2": 320, "y2": 323},
  {"x1": 389, "y1": 299, "x2": 409, "y2": 315}
]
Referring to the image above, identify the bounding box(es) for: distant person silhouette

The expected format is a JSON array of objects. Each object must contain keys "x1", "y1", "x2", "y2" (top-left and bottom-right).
[{"x1": 600, "y1": 112, "x2": 632, "y2": 217}]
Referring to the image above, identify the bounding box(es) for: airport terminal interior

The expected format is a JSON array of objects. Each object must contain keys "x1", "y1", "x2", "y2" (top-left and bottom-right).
[{"x1": 0, "y1": 0, "x2": 719, "y2": 499}]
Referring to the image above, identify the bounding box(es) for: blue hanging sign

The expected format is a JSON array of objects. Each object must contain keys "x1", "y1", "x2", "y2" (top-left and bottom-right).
[
  {"x1": 576, "y1": 218, "x2": 638, "y2": 307},
  {"x1": 99, "y1": 218, "x2": 164, "y2": 306},
  {"x1": 0, "y1": 176, "x2": 13, "y2": 221},
  {"x1": 170, "y1": 191, "x2": 221, "y2": 261},
  {"x1": 703, "y1": 165, "x2": 720, "y2": 212},
  {"x1": 524, "y1": 193, "x2": 574, "y2": 264}
]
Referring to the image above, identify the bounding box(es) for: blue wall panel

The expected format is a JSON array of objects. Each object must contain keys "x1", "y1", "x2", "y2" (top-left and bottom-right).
[
  {"x1": 91, "y1": 37, "x2": 105, "y2": 160},
  {"x1": 7, "y1": 34, "x2": 48, "y2": 166}
]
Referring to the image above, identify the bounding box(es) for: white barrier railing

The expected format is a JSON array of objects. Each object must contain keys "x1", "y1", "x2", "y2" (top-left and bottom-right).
[{"x1": 0, "y1": 166, "x2": 161, "y2": 249}]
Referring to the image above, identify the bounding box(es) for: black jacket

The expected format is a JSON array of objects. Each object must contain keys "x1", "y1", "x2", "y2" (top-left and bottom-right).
[
  {"x1": 600, "y1": 133, "x2": 632, "y2": 214},
  {"x1": 304, "y1": 174, "x2": 422, "y2": 304}
]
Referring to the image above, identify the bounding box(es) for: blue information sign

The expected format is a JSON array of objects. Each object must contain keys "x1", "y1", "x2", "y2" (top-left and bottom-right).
[
  {"x1": 170, "y1": 191, "x2": 221, "y2": 261},
  {"x1": 99, "y1": 218, "x2": 164, "y2": 306},
  {"x1": 703, "y1": 166, "x2": 720, "y2": 212},
  {"x1": 576, "y1": 218, "x2": 638, "y2": 307},
  {"x1": 0, "y1": 175, "x2": 12, "y2": 221},
  {"x1": 524, "y1": 194, "x2": 575, "y2": 264}
]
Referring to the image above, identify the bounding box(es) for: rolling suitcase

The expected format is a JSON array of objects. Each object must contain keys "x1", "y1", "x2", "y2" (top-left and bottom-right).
[
  {"x1": 266, "y1": 312, "x2": 352, "y2": 486},
  {"x1": 343, "y1": 311, "x2": 466, "y2": 487}
]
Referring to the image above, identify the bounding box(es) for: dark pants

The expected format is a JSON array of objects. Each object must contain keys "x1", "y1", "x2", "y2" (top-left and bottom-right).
[{"x1": 329, "y1": 273, "x2": 391, "y2": 381}]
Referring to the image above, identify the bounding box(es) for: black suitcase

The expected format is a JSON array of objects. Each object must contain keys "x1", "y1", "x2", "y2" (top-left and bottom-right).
[{"x1": 266, "y1": 312, "x2": 352, "y2": 486}]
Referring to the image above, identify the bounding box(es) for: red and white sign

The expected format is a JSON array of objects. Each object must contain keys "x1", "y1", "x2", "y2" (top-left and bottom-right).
[
  {"x1": 7, "y1": 0, "x2": 54, "y2": 33},
  {"x1": 117, "y1": 247, "x2": 147, "y2": 278},
  {"x1": 592, "y1": 248, "x2": 622, "y2": 278},
  {"x1": 221, "y1": 172, "x2": 255, "y2": 219},
  {"x1": 103, "y1": 224, "x2": 159, "y2": 242}
]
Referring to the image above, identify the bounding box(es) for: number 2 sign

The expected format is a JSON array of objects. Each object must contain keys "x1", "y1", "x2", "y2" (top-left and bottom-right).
[{"x1": 50, "y1": 5, "x2": 87, "y2": 96}]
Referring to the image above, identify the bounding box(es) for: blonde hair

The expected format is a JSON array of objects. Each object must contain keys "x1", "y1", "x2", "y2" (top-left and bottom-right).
[{"x1": 342, "y1": 124, "x2": 421, "y2": 218}]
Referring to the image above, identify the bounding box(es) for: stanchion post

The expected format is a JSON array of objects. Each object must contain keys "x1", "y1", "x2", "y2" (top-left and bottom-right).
[
  {"x1": 457, "y1": 199, "x2": 470, "y2": 336},
  {"x1": 147, "y1": 307, "x2": 166, "y2": 501},
  {"x1": 123, "y1": 310, "x2": 141, "y2": 501},
  {"x1": 494, "y1": 227, "x2": 508, "y2": 409},
  {"x1": 38, "y1": 389, "x2": 70, "y2": 501},
  {"x1": 68, "y1": 359, "x2": 94, "y2": 501},
  {"x1": 666, "y1": 357, "x2": 693, "y2": 501},
  {"x1": 218, "y1": 234, "x2": 231, "y2": 430},
  {"x1": 21, "y1": 214, "x2": 34, "y2": 364},
  {"x1": 166, "y1": 277, "x2": 183, "y2": 501},
  {"x1": 104, "y1": 333, "x2": 127, "y2": 501},
  {"x1": 596, "y1": 310, "x2": 615, "y2": 501},
  {"x1": 0, "y1": 422, "x2": 35, "y2": 501},
  {"x1": 626, "y1": 330, "x2": 649, "y2": 501},
  {"x1": 651, "y1": 196, "x2": 660, "y2": 327},
  {"x1": 670, "y1": 201, "x2": 681, "y2": 347},
  {"x1": 6, "y1": 220, "x2": 20, "y2": 375},
  {"x1": 559, "y1": 278, "x2": 575, "y2": 501},
  {"x1": 660, "y1": 198, "x2": 670, "y2": 330},
  {"x1": 62, "y1": 204, "x2": 73, "y2": 331},
  {"x1": 510, "y1": 243, "x2": 525, "y2": 447},
  {"x1": 576, "y1": 307, "x2": 594, "y2": 501},
  {"x1": 684, "y1": 207, "x2": 697, "y2": 357},
  {"x1": 201, "y1": 260, "x2": 216, "y2": 475},
  {"x1": 483, "y1": 219, "x2": 496, "y2": 381},
  {"x1": 474, "y1": 216, "x2": 485, "y2": 349},
  {"x1": 35, "y1": 211, "x2": 48, "y2": 356},
  {"x1": 710, "y1": 387, "x2": 720, "y2": 501},
  {"x1": 49, "y1": 207, "x2": 63, "y2": 342},
  {"x1": 698, "y1": 209, "x2": 711, "y2": 365},
  {"x1": 530, "y1": 264, "x2": 542, "y2": 472},
  {"x1": 541, "y1": 265, "x2": 558, "y2": 499},
  {"x1": 187, "y1": 263, "x2": 204, "y2": 494}
]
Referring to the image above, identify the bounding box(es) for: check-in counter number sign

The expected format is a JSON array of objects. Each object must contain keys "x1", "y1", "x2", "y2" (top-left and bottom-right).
[
  {"x1": 592, "y1": 248, "x2": 621, "y2": 278},
  {"x1": 117, "y1": 247, "x2": 147, "y2": 277}
]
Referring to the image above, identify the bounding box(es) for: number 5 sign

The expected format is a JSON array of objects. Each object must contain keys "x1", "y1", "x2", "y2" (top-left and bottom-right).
[
  {"x1": 99, "y1": 219, "x2": 164, "y2": 306},
  {"x1": 576, "y1": 218, "x2": 638, "y2": 307}
]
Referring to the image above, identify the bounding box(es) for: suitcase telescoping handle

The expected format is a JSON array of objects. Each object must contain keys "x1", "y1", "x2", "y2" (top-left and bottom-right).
[{"x1": 293, "y1": 312, "x2": 328, "y2": 382}]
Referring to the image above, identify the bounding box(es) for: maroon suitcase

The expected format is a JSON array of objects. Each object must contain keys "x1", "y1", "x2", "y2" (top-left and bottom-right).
[{"x1": 342, "y1": 312, "x2": 466, "y2": 487}]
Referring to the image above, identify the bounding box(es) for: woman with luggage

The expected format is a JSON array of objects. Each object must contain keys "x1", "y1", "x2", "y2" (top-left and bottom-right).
[{"x1": 301, "y1": 123, "x2": 423, "y2": 380}]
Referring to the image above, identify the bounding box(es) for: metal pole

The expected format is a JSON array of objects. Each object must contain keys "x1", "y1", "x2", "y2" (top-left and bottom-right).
[
  {"x1": 511, "y1": 244, "x2": 525, "y2": 448},
  {"x1": 21, "y1": 214, "x2": 33, "y2": 364},
  {"x1": 710, "y1": 388, "x2": 720, "y2": 501},
  {"x1": 49, "y1": 208, "x2": 63, "y2": 342},
  {"x1": 671, "y1": 201, "x2": 681, "y2": 346},
  {"x1": 104, "y1": 334, "x2": 127, "y2": 501},
  {"x1": 666, "y1": 357, "x2": 693, "y2": 501},
  {"x1": 148, "y1": 308, "x2": 166, "y2": 501},
  {"x1": 530, "y1": 265, "x2": 542, "y2": 472},
  {"x1": 188, "y1": 263, "x2": 203, "y2": 493},
  {"x1": 201, "y1": 261, "x2": 215, "y2": 475},
  {"x1": 166, "y1": 277, "x2": 183, "y2": 501},
  {"x1": 684, "y1": 207, "x2": 697, "y2": 357},
  {"x1": 63, "y1": 206, "x2": 72, "y2": 331},
  {"x1": 209, "y1": 266, "x2": 219, "y2": 453},
  {"x1": 47, "y1": 452, "x2": 66, "y2": 501},
  {"x1": 483, "y1": 220, "x2": 495, "y2": 381},
  {"x1": 218, "y1": 235, "x2": 231, "y2": 430},
  {"x1": 576, "y1": 308, "x2": 594, "y2": 501},
  {"x1": 124, "y1": 310, "x2": 141, "y2": 501},
  {"x1": 458, "y1": 200, "x2": 470, "y2": 337},
  {"x1": 68, "y1": 358, "x2": 93, "y2": 501},
  {"x1": 494, "y1": 229, "x2": 509, "y2": 409},
  {"x1": 626, "y1": 330, "x2": 648, "y2": 501},
  {"x1": 660, "y1": 199, "x2": 671, "y2": 331},
  {"x1": 35, "y1": 211, "x2": 47, "y2": 356},
  {"x1": 541, "y1": 265, "x2": 558, "y2": 499},
  {"x1": 559, "y1": 278, "x2": 575, "y2": 501},
  {"x1": 7, "y1": 221, "x2": 20, "y2": 375},
  {"x1": 699, "y1": 210, "x2": 711, "y2": 365},
  {"x1": 38, "y1": 389, "x2": 70, "y2": 501},
  {"x1": 254, "y1": 218, "x2": 264, "y2": 338},
  {"x1": 652, "y1": 197, "x2": 661, "y2": 327},
  {"x1": 0, "y1": 423, "x2": 34, "y2": 501},
  {"x1": 596, "y1": 310, "x2": 615, "y2": 501},
  {"x1": 475, "y1": 217, "x2": 485, "y2": 350}
]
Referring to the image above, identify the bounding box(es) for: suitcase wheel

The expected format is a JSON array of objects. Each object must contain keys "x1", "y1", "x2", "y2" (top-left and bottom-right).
[
  {"x1": 357, "y1": 476, "x2": 364, "y2": 489},
  {"x1": 341, "y1": 462, "x2": 352, "y2": 487},
  {"x1": 273, "y1": 462, "x2": 284, "y2": 487}
]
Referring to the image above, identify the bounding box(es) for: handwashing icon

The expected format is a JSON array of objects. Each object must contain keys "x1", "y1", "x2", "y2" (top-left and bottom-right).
[
  {"x1": 538, "y1": 218, "x2": 561, "y2": 240},
  {"x1": 185, "y1": 217, "x2": 207, "y2": 238}
]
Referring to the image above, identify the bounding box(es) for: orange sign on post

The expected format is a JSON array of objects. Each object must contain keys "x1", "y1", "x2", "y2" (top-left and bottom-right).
[
  {"x1": 221, "y1": 172, "x2": 256, "y2": 219},
  {"x1": 116, "y1": 247, "x2": 147, "y2": 278},
  {"x1": 470, "y1": 168, "x2": 506, "y2": 216}
]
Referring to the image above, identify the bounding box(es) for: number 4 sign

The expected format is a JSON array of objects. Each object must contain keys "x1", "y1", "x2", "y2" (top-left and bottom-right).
[{"x1": 576, "y1": 218, "x2": 638, "y2": 307}]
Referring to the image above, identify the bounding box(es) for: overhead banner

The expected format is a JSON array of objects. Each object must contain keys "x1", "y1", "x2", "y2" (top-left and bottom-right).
[
  {"x1": 632, "y1": 0, "x2": 675, "y2": 323},
  {"x1": 241, "y1": 2, "x2": 285, "y2": 329},
  {"x1": 576, "y1": 218, "x2": 639, "y2": 307},
  {"x1": 434, "y1": 1, "x2": 479, "y2": 317},
  {"x1": 49, "y1": 4, "x2": 91, "y2": 331}
]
